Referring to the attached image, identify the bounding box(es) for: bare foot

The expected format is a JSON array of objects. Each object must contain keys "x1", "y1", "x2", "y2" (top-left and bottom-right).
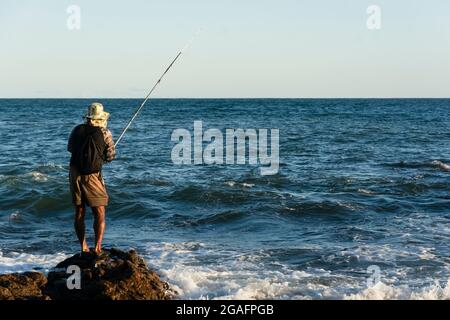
[{"x1": 82, "y1": 242, "x2": 90, "y2": 253}]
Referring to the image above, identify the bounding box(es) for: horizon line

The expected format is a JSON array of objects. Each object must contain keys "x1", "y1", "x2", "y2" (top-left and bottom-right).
[{"x1": 1, "y1": 97, "x2": 450, "y2": 100}]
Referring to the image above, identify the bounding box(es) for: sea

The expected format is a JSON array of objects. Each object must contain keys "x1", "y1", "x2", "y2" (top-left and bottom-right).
[{"x1": 0, "y1": 99, "x2": 449, "y2": 300}]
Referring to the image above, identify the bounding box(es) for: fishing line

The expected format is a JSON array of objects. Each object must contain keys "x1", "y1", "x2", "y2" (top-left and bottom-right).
[{"x1": 114, "y1": 28, "x2": 203, "y2": 148}]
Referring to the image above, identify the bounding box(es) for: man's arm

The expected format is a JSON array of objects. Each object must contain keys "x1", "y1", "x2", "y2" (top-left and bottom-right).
[{"x1": 102, "y1": 128, "x2": 116, "y2": 162}]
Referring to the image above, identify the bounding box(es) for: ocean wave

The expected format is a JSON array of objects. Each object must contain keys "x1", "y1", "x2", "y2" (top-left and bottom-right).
[
  {"x1": 110, "y1": 201, "x2": 162, "y2": 219},
  {"x1": 0, "y1": 241, "x2": 448, "y2": 300},
  {"x1": 282, "y1": 200, "x2": 361, "y2": 216},
  {"x1": 225, "y1": 181, "x2": 255, "y2": 188},
  {"x1": 194, "y1": 211, "x2": 246, "y2": 226},
  {"x1": 143, "y1": 242, "x2": 315, "y2": 299},
  {"x1": 345, "y1": 279, "x2": 450, "y2": 300},
  {"x1": 26, "y1": 172, "x2": 49, "y2": 182},
  {"x1": 393, "y1": 180, "x2": 450, "y2": 195},
  {"x1": 169, "y1": 186, "x2": 252, "y2": 204},
  {"x1": 0, "y1": 171, "x2": 51, "y2": 184},
  {"x1": 357, "y1": 189, "x2": 375, "y2": 195},
  {"x1": 431, "y1": 160, "x2": 450, "y2": 171},
  {"x1": 168, "y1": 211, "x2": 247, "y2": 228},
  {"x1": 143, "y1": 241, "x2": 450, "y2": 300},
  {"x1": 238, "y1": 173, "x2": 291, "y2": 188},
  {"x1": 35, "y1": 162, "x2": 67, "y2": 172},
  {"x1": 386, "y1": 160, "x2": 450, "y2": 172},
  {"x1": 0, "y1": 162, "x2": 67, "y2": 185},
  {"x1": 145, "y1": 242, "x2": 293, "y2": 299},
  {"x1": 0, "y1": 251, "x2": 67, "y2": 274},
  {"x1": 8, "y1": 211, "x2": 21, "y2": 222},
  {"x1": 117, "y1": 175, "x2": 173, "y2": 187}
]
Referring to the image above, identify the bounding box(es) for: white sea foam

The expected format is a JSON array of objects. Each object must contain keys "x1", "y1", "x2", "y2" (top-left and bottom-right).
[
  {"x1": 0, "y1": 242, "x2": 447, "y2": 300},
  {"x1": 26, "y1": 171, "x2": 49, "y2": 182},
  {"x1": 143, "y1": 241, "x2": 450, "y2": 300},
  {"x1": 357, "y1": 188, "x2": 375, "y2": 195},
  {"x1": 346, "y1": 279, "x2": 450, "y2": 300},
  {"x1": 158, "y1": 264, "x2": 314, "y2": 300},
  {"x1": 41, "y1": 162, "x2": 65, "y2": 170},
  {"x1": 9, "y1": 211, "x2": 21, "y2": 221},
  {"x1": 225, "y1": 181, "x2": 254, "y2": 188},
  {"x1": 0, "y1": 171, "x2": 52, "y2": 184},
  {"x1": 0, "y1": 251, "x2": 67, "y2": 274},
  {"x1": 145, "y1": 242, "x2": 303, "y2": 299},
  {"x1": 225, "y1": 181, "x2": 236, "y2": 187},
  {"x1": 431, "y1": 160, "x2": 450, "y2": 171}
]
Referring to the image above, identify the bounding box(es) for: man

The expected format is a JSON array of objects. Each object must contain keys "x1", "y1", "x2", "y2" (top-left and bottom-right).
[{"x1": 68, "y1": 103, "x2": 115, "y2": 254}]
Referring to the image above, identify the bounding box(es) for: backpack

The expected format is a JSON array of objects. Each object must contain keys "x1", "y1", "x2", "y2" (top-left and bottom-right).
[{"x1": 71, "y1": 125, "x2": 106, "y2": 175}]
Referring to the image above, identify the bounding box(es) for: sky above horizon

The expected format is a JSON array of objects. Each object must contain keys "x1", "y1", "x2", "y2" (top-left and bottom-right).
[{"x1": 1, "y1": 0, "x2": 450, "y2": 98}]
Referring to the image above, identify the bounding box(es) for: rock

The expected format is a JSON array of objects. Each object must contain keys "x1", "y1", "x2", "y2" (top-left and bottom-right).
[
  {"x1": 0, "y1": 272, "x2": 49, "y2": 300},
  {"x1": 44, "y1": 248, "x2": 173, "y2": 300},
  {"x1": 0, "y1": 249, "x2": 174, "y2": 300}
]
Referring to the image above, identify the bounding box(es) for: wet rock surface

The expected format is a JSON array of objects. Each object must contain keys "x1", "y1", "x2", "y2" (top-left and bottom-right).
[
  {"x1": 0, "y1": 272, "x2": 49, "y2": 300},
  {"x1": 0, "y1": 249, "x2": 173, "y2": 300}
]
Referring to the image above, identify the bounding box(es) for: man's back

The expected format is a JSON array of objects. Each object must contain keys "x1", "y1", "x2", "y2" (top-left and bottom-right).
[{"x1": 68, "y1": 124, "x2": 116, "y2": 173}]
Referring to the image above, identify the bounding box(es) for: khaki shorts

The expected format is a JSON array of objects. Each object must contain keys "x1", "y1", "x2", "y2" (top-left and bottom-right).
[{"x1": 69, "y1": 165, "x2": 109, "y2": 207}]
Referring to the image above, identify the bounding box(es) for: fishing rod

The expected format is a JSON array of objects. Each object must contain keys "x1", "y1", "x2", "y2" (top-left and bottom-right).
[{"x1": 114, "y1": 31, "x2": 201, "y2": 148}]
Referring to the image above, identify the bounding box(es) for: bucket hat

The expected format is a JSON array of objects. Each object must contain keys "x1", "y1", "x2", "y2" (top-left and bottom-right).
[{"x1": 84, "y1": 103, "x2": 110, "y2": 120}]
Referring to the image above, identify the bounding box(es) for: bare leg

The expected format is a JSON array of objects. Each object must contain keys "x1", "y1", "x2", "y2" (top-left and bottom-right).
[
  {"x1": 74, "y1": 205, "x2": 90, "y2": 253},
  {"x1": 92, "y1": 206, "x2": 106, "y2": 254}
]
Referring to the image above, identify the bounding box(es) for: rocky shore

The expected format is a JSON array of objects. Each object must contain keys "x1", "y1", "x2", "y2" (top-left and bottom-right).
[{"x1": 0, "y1": 248, "x2": 173, "y2": 300}]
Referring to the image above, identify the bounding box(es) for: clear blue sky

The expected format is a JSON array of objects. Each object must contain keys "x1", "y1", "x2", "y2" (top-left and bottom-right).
[{"x1": 1, "y1": 0, "x2": 449, "y2": 98}]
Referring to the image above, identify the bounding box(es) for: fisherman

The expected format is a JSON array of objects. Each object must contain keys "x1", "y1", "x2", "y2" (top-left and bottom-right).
[{"x1": 67, "y1": 103, "x2": 115, "y2": 254}]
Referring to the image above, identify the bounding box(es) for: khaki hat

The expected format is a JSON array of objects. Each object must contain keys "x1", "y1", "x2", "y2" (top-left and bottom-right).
[{"x1": 84, "y1": 103, "x2": 110, "y2": 120}]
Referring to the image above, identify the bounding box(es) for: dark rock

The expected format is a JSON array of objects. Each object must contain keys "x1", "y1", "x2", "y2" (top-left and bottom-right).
[
  {"x1": 0, "y1": 272, "x2": 49, "y2": 300},
  {"x1": 0, "y1": 249, "x2": 174, "y2": 300},
  {"x1": 44, "y1": 248, "x2": 173, "y2": 300}
]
